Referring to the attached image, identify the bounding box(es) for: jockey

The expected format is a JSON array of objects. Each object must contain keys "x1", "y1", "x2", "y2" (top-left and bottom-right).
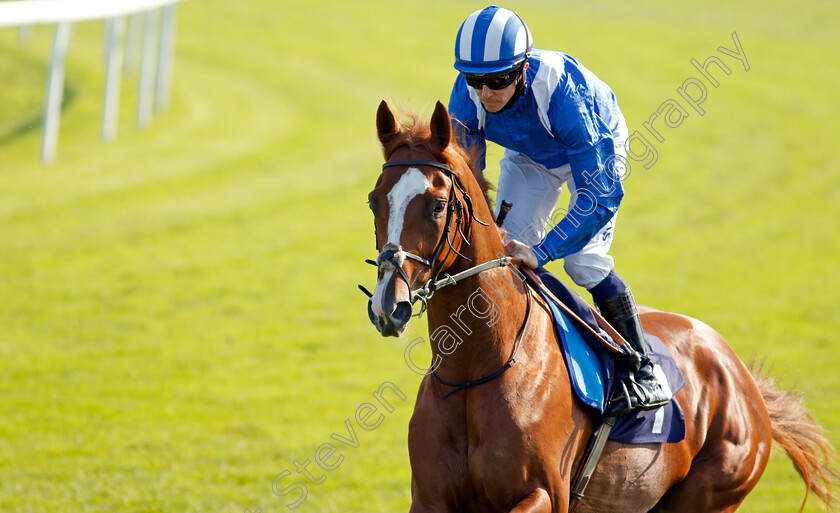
[{"x1": 448, "y1": 5, "x2": 670, "y2": 415}]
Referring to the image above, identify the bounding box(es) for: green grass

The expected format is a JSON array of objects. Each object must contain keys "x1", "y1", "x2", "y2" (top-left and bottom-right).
[{"x1": 1, "y1": 1, "x2": 838, "y2": 511}]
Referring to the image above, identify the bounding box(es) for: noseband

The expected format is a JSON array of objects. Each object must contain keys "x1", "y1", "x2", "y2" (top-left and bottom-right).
[{"x1": 363, "y1": 159, "x2": 490, "y2": 317}]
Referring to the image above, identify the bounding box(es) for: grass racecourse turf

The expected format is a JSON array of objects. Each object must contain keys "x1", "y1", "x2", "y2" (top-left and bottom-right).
[{"x1": 1, "y1": 0, "x2": 838, "y2": 511}]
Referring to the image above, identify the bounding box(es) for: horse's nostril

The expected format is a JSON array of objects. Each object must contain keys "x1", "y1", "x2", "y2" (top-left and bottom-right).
[
  {"x1": 367, "y1": 300, "x2": 378, "y2": 325},
  {"x1": 391, "y1": 301, "x2": 412, "y2": 326}
]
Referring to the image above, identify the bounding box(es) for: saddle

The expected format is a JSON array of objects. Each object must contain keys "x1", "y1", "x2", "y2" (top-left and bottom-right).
[
  {"x1": 523, "y1": 267, "x2": 686, "y2": 444},
  {"x1": 521, "y1": 267, "x2": 686, "y2": 509}
]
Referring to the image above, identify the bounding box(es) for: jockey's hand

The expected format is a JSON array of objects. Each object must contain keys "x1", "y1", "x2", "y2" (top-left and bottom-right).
[{"x1": 504, "y1": 240, "x2": 538, "y2": 268}]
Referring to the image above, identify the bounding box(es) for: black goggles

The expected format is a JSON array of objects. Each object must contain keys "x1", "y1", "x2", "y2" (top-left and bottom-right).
[{"x1": 463, "y1": 65, "x2": 522, "y2": 90}]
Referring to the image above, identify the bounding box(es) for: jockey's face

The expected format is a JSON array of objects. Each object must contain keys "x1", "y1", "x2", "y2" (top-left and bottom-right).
[{"x1": 473, "y1": 63, "x2": 528, "y2": 113}]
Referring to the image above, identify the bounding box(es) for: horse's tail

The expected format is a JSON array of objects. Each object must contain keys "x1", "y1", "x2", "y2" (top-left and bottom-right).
[{"x1": 753, "y1": 366, "x2": 839, "y2": 512}]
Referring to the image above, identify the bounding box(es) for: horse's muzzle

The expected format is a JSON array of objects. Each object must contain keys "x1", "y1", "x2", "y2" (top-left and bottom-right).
[{"x1": 368, "y1": 299, "x2": 411, "y2": 337}]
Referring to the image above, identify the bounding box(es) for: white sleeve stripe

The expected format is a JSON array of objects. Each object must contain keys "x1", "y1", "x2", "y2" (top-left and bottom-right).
[{"x1": 532, "y1": 53, "x2": 564, "y2": 137}]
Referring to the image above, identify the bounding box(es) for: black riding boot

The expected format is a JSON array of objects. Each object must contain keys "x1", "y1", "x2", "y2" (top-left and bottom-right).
[{"x1": 597, "y1": 288, "x2": 671, "y2": 416}]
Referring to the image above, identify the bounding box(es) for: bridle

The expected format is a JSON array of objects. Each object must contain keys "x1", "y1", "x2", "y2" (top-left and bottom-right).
[
  {"x1": 360, "y1": 156, "x2": 534, "y2": 399},
  {"x1": 361, "y1": 158, "x2": 493, "y2": 317}
]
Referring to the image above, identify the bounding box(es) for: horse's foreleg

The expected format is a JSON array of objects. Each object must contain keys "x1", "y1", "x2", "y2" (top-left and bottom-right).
[{"x1": 509, "y1": 489, "x2": 552, "y2": 513}]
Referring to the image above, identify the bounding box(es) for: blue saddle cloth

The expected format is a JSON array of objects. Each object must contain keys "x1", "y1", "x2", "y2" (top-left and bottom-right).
[{"x1": 527, "y1": 269, "x2": 686, "y2": 444}]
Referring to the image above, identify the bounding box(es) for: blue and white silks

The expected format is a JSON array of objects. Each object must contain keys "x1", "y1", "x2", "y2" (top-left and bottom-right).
[{"x1": 449, "y1": 50, "x2": 627, "y2": 266}]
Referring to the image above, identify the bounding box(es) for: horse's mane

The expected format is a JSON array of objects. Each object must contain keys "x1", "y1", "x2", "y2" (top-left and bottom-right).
[{"x1": 381, "y1": 110, "x2": 495, "y2": 212}]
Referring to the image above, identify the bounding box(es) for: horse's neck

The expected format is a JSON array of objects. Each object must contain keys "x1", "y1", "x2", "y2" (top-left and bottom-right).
[{"x1": 425, "y1": 232, "x2": 530, "y2": 381}]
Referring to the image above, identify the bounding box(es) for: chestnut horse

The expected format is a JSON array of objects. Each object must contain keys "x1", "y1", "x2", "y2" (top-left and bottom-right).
[{"x1": 365, "y1": 100, "x2": 837, "y2": 513}]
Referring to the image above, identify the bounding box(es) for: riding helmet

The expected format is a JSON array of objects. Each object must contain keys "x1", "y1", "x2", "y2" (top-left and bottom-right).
[{"x1": 454, "y1": 5, "x2": 533, "y2": 75}]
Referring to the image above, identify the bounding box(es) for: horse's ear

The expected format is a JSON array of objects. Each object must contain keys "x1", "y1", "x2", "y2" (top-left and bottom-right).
[
  {"x1": 376, "y1": 100, "x2": 399, "y2": 149},
  {"x1": 429, "y1": 101, "x2": 451, "y2": 154}
]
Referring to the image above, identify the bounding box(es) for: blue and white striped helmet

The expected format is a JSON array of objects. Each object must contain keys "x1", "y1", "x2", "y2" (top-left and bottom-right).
[{"x1": 454, "y1": 6, "x2": 533, "y2": 75}]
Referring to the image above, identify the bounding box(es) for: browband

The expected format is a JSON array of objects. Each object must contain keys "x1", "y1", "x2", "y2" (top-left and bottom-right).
[{"x1": 382, "y1": 160, "x2": 454, "y2": 173}]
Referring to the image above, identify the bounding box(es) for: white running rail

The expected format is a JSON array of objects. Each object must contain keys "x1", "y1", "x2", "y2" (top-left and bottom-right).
[{"x1": 0, "y1": 0, "x2": 186, "y2": 163}]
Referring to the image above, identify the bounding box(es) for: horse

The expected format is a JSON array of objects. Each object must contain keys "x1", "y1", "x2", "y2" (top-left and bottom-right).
[{"x1": 364, "y1": 99, "x2": 838, "y2": 513}]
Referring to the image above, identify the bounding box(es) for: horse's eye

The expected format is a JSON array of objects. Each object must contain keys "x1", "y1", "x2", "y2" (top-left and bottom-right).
[{"x1": 434, "y1": 200, "x2": 446, "y2": 215}]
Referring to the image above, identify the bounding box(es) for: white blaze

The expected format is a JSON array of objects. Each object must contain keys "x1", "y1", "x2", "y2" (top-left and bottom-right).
[
  {"x1": 370, "y1": 269, "x2": 393, "y2": 319},
  {"x1": 386, "y1": 167, "x2": 430, "y2": 246},
  {"x1": 371, "y1": 167, "x2": 430, "y2": 319}
]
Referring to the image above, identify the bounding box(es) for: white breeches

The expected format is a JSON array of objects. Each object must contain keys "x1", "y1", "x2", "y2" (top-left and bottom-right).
[{"x1": 494, "y1": 119, "x2": 629, "y2": 289}]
